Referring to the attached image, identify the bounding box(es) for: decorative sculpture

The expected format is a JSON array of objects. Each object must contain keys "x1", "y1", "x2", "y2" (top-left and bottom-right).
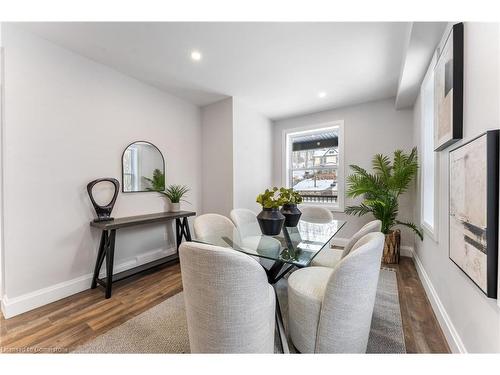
[{"x1": 87, "y1": 178, "x2": 120, "y2": 222}]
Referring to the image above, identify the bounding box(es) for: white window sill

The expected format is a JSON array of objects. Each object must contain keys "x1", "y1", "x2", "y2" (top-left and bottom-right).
[
  {"x1": 421, "y1": 221, "x2": 438, "y2": 243},
  {"x1": 300, "y1": 202, "x2": 344, "y2": 213}
]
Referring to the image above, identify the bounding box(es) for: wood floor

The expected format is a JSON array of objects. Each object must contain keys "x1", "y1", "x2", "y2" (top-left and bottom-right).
[
  {"x1": 0, "y1": 256, "x2": 450, "y2": 354},
  {"x1": 385, "y1": 257, "x2": 449, "y2": 353}
]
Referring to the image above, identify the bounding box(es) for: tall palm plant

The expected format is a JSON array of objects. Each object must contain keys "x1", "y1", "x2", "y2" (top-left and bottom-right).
[
  {"x1": 345, "y1": 147, "x2": 423, "y2": 240},
  {"x1": 143, "y1": 169, "x2": 165, "y2": 192}
]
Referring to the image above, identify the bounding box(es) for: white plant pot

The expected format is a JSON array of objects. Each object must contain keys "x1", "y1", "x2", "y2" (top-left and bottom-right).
[
  {"x1": 163, "y1": 200, "x2": 170, "y2": 212},
  {"x1": 170, "y1": 202, "x2": 181, "y2": 212}
]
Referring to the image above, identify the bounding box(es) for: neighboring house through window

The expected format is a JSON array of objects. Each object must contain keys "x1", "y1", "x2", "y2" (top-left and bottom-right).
[{"x1": 283, "y1": 121, "x2": 344, "y2": 211}]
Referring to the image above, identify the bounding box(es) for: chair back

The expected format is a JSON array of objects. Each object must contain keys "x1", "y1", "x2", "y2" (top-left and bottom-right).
[
  {"x1": 300, "y1": 205, "x2": 334, "y2": 223},
  {"x1": 316, "y1": 232, "x2": 384, "y2": 353},
  {"x1": 230, "y1": 208, "x2": 260, "y2": 239},
  {"x1": 193, "y1": 213, "x2": 236, "y2": 239},
  {"x1": 341, "y1": 220, "x2": 382, "y2": 258},
  {"x1": 179, "y1": 241, "x2": 275, "y2": 353}
]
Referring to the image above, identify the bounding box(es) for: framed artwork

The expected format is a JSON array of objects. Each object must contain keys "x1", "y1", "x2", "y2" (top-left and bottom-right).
[
  {"x1": 449, "y1": 130, "x2": 499, "y2": 298},
  {"x1": 434, "y1": 22, "x2": 464, "y2": 151}
]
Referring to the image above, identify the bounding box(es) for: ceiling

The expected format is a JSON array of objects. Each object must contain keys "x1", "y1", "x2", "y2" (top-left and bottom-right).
[{"x1": 20, "y1": 22, "x2": 415, "y2": 120}]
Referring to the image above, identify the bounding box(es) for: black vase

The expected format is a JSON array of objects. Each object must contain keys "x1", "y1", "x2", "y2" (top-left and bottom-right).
[
  {"x1": 280, "y1": 203, "x2": 302, "y2": 227},
  {"x1": 257, "y1": 207, "x2": 285, "y2": 236}
]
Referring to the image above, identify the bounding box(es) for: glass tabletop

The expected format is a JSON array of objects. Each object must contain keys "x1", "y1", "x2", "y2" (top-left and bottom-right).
[{"x1": 192, "y1": 219, "x2": 346, "y2": 267}]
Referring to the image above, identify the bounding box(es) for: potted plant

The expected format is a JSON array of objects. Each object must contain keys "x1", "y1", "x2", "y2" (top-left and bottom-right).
[
  {"x1": 256, "y1": 187, "x2": 286, "y2": 235},
  {"x1": 345, "y1": 147, "x2": 423, "y2": 264},
  {"x1": 159, "y1": 184, "x2": 190, "y2": 212},
  {"x1": 279, "y1": 187, "x2": 303, "y2": 227}
]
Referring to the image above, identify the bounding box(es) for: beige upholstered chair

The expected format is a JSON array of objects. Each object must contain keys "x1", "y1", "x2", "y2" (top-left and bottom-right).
[
  {"x1": 193, "y1": 213, "x2": 236, "y2": 240},
  {"x1": 300, "y1": 205, "x2": 334, "y2": 223},
  {"x1": 230, "y1": 208, "x2": 279, "y2": 268},
  {"x1": 230, "y1": 208, "x2": 261, "y2": 238},
  {"x1": 179, "y1": 241, "x2": 276, "y2": 353},
  {"x1": 287, "y1": 232, "x2": 385, "y2": 353},
  {"x1": 312, "y1": 220, "x2": 382, "y2": 268}
]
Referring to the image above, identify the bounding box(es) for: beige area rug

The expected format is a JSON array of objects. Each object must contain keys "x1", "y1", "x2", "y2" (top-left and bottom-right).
[{"x1": 74, "y1": 268, "x2": 405, "y2": 353}]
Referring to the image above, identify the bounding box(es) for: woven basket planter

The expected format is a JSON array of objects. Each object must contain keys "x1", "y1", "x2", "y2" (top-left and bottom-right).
[{"x1": 382, "y1": 229, "x2": 401, "y2": 264}]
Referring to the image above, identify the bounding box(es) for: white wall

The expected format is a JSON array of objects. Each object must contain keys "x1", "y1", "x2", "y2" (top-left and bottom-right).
[
  {"x1": 233, "y1": 99, "x2": 273, "y2": 213},
  {"x1": 201, "y1": 98, "x2": 273, "y2": 215},
  {"x1": 201, "y1": 97, "x2": 233, "y2": 216},
  {"x1": 0, "y1": 24, "x2": 4, "y2": 300},
  {"x1": 412, "y1": 23, "x2": 500, "y2": 353},
  {"x1": 273, "y1": 98, "x2": 416, "y2": 246},
  {"x1": 1, "y1": 25, "x2": 202, "y2": 317}
]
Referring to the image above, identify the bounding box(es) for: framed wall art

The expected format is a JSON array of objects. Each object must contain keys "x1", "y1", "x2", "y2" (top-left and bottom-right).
[
  {"x1": 449, "y1": 130, "x2": 499, "y2": 298},
  {"x1": 434, "y1": 22, "x2": 464, "y2": 151}
]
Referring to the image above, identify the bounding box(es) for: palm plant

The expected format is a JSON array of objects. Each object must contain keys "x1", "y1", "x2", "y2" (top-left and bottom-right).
[
  {"x1": 159, "y1": 184, "x2": 190, "y2": 204},
  {"x1": 143, "y1": 169, "x2": 165, "y2": 192},
  {"x1": 345, "y1": 147, "x2": 423, "y2": 240}
]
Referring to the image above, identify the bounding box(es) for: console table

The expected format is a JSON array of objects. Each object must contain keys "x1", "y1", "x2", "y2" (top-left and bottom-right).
[{"x1": 90, "y1": 211, "x2": 195, "y2": 298}]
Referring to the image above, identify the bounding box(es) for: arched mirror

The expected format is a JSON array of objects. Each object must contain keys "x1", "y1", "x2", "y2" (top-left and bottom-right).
[{"x1": 122, "y1": 141, "x2": 165, "y2": 193}]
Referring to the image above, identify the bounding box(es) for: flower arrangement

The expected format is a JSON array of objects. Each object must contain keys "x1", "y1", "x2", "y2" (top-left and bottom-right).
[{"x1": 256, "y1": 187, "x2": 286, "y2": 209}]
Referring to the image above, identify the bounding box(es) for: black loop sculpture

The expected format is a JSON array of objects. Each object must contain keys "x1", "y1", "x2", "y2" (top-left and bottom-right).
[{"x1": 87, "y1": 178, "x2": 120, "y2": 222}]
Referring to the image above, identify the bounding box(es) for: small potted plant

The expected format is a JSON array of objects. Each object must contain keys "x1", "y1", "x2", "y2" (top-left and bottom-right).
[
  {"x1": 256, "y1": 187, "x2": 286, "y2": 235},
  {"x1": 159, "y1": 184, "x2": 190, "y2": 212},
  {"x1": 279, "y1": 187, "x2": 303, "y2": 227}
]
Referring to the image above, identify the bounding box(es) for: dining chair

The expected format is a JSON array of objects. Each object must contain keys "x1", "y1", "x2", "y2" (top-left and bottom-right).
[
  {"x1": 230, "y1": 208, "x2": 280, "y2": 269},
  {"x1": 287, "y1": 232, "x2": 385, "y2": 353},
  {"x1": 300, "y1": 205, "x2": 334, "y2": 223},
  {"x1": 193, "y1": 213, "x2": 237, "y2": 240},
  {"x1": 179, "y1": 241, "x2": 276, "y2": 353},
  {"x1": 311, "y1": 219, "x2": 382, "y2": 268},
  {"x1": 230, "y1": 208, "x2": 261, "y2": 238}
]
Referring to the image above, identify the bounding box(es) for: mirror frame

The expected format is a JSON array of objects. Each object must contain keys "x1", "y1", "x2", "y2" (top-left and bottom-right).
[{"x1": 121, "y1": 140, "x2": 165, "y2": 193}]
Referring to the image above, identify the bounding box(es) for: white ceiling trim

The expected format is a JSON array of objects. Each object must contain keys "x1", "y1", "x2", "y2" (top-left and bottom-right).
[{"x1": 395, "y1": 22, "x2": 448, "y2": 109}]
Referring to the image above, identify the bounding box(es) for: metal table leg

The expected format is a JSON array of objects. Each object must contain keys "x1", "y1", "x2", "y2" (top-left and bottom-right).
[
  {"x1": 104, "y1": 229, "x2": 116, "y2": 298},
  {"x1": 273, "y1": 285, "x2": 290, "y2": 354},
  {"x1": 266, "y1": 261, "x2": 292, "y2": 354},
  {"x1": 91, "y1": 231, "x2": 107, "y2": 289},
  {"x1": 176, "y1": 217, "x2": 192, "y2": 251}
]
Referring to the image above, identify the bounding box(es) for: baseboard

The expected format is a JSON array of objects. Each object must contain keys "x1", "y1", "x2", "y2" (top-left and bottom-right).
[
  {"x1": 332, "y1": 237, "x2": 415, "y2": 259},
  {"x1": 1, "y1": 272, "x2": 96, "y2": 319},
  {"x1": 400, "y1": 245, "x2": 414, "y2": 258},
  {"x1": 408, "y1": 247, "x2": 467, "y2": 353},
  {"x1": 1, "y1": 247, "x2": 177, "y2": 319}
]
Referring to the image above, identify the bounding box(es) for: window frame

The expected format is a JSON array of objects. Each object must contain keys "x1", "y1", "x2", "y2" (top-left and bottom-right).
[
  {"x1": 420, "y1": 53, "x2": 439, "y2": 241},
  {"x1": 123, "y1": 146, "x2": 139, "y2": 192},
  {"x1": 282, "y1": 120, "x2": 345, "y2": 212}
]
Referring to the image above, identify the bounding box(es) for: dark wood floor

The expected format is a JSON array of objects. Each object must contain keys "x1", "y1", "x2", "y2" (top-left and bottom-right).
[
  {"x1": 0, "y1": 256, "x2": 449, "y2": 353},
  {"x1": 385, "y1": 257, "x2": 449, "y2": 353}
]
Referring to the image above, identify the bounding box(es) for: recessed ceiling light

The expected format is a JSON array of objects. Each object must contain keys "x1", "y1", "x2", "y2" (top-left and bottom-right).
[
  {"x1": 318, "y1": 92, "x2": 327, "y2": 99},
  {"x1": 191, "y1": 50, "x2": 202, "y2": 61}
]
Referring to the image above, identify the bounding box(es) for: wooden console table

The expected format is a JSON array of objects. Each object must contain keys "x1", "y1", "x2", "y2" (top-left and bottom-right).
[{"x1": 90, "y1": 211, "x2": 195, "y2": 298}]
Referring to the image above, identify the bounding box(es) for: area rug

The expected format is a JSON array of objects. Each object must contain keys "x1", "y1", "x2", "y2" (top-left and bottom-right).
[{"x1": 74, "y1": 268, "x2": 405, "y2": 353}]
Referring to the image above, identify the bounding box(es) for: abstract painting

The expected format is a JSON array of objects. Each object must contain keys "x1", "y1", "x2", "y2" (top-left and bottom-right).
[
  {"x1": 434, "y1": 23, "x2": 464, "y2": 151},
  {"x1": 449, "y1": 130, "x2": 499, "y2": 298}
]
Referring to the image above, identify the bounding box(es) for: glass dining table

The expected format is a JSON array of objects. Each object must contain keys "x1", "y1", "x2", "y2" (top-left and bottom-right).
[
  {"x1": 192, "y1": 217, "x2": 346, "y2": 353},
  {"x1": 193, "y1": 218, "x2": 346, "y2": 283}
]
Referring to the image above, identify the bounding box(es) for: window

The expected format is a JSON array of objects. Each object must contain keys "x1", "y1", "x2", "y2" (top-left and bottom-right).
[
  {"x1": 123, "y1": 146, "x2": 139, "y2": 191},
  {"x1": 420, "y1": 54, "x2": 438, "y2": 239},
  {"x1": 283, "y1": 121, "x2": 344, "y2": 211}
]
